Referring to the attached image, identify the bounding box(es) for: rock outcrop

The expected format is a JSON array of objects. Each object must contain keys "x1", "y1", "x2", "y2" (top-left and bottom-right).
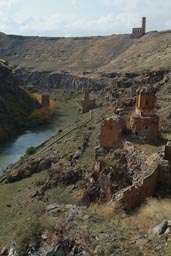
[
  {"x1": 0, "y1": 59, "x2": 39, "y2": 142},
  {"x1": 14, "y1": 69, "x2": 103, "y2": 91}
]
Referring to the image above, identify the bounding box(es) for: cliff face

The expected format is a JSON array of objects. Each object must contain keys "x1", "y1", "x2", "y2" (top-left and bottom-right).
[
  {"x1": 0, "y1": 59, "x2": 39, "y2": 141},
  {"x1": 14, "y1": 69, "x2": 104, "y2": 91}
]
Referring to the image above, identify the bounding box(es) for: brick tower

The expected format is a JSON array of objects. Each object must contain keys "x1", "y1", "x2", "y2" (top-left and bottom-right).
[
  {"x1": 131, "y1": 17, "x2": 146, "y2": 38},
  {"x1": 100, "y1": 116, "x2": 126, "y2": 148},
  {"x1": 81, "y1": 89, "x2": 96, "y2": 113},
  {"x1": 142, "y1": 17, "x2": 146, "y2": 35},
  {"x1": 130, "y1": 86, "x2": 159, "y2": 143}
]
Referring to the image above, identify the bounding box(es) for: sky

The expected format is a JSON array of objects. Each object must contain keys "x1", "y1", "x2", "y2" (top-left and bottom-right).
[{"x1": 0, "y1": 0, "x2": 171, "y2": 37}]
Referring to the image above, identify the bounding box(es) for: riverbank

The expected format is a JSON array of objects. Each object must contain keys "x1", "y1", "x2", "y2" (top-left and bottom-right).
[{"x1": 0, "y1": 90, "x2": 81, "y2": 175}]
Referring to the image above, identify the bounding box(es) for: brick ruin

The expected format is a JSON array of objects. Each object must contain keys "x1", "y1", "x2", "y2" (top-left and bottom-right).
[
  {"x1": 81, "y1": 89, "x2": 96, "y2": 113},
  {"x1": 131, "y1": 17, "x2": 146, "y2": 39},
  {"x1": 41, "y1": 95, "x2": 50, "y2": 108},
  {"x1": 115, "y1": 144, "x2": 171, "y2": 210},
  {"x1": 130, "y1": 86, "x2": 159, "y2": 143},
  {"x1": 100, "y1": 116, "x2": 126, "y2": 148}
]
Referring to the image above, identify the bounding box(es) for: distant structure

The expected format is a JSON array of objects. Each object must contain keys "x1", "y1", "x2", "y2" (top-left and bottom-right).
[
  {"x1": 100, "y1": 116, "x2": 126, "y2": 148},
  {"x1": 131, "y1": 17, "x2": 146, "y2": 39},
  {"x1": 41, "y1": 95, "x2": 50, "y2": 108},
  {"x1": 81, "y1": 89, "x2": 96, "y2": 113},
  {"x1": 130, "y1": 86, "x2": 159, "y2": 143}
]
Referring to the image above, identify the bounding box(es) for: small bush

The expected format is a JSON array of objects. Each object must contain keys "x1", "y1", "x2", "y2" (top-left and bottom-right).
[
  {"x1": 29, "y1": 107, "x2": 51, "y2": 124},
  {"x1": 15, "y1": 218, "x2": 42, "y2": 256},
  {"x1": 26, "y1": 146, "x2": 36, "y2": 155},
  {"x1": 88, "y1": 126, "x2": 95, "y2": 130}
]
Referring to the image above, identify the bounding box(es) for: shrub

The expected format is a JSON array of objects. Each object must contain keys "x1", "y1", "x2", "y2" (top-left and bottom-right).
[
  {"x1": 29, "y1": 107, "x2": 51, "y2": 124},
  {"x1": 15, "y1": 217, "x2": 42, "y2": 256},
  {"x1": 26, "y1": 146, "x2": 36, "y2": 155}
]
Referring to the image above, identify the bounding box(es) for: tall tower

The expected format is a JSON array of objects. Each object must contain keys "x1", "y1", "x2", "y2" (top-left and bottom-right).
[
  {"x1": 135, "y1": 86, "x2": 155, "y2": 116},
  {"x1": 80, "y1": 89, "x2": 96, "y2": 113},
  {"x1": 142, "y1": 17, "x2": 146, "y2": 35},
  {"x1": 130, "y1": 86, "x2": 159, "y2": 143}
]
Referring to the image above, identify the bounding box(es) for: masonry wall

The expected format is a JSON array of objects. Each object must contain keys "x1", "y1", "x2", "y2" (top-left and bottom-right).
[
  {"x1": 131, "y1": 28, "x2": 143, "y2": 38},
  {"x1": 136, "y1": 94, "x2": 155, "y2": 115},
  {"x1": 100, "y1": 123, "x2": 122, "y2": 148},
  {"x1": 130, "y1": 115, "x2": 159, "y2": 143},
  {"x1": 117, "y1": 167, "x2": 159, "y2": 210},
  {"x1": 81, "y1": 99, "x2": 96, "y2": 113},
  {"x1": 81, "y1": 89, "x2": 96, "y2": 113},
  {"x1": 131, "y1": 17, "x2": 146, "y2": 39}
]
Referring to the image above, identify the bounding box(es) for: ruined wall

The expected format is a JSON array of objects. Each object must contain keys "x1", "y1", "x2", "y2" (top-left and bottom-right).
[
  {"x1": 131, "y1": 17, "x2": 146, "y2": 39},
  {"x1": 117, "y1": 167, "x2": 159, "y2": 210},
  {"x1": 136, "y1": 94, "x2": 155, "y2": 116},
  {"x1": 131, "y1": 28, "x2": 144, "y2": 39},
  {"x1": 130, "y1": 115, "x2": 159, "y2": 143},
  {"x1": 158, "y1": 145, "x2": 171, "y2": 188},
  {"x1": 81, "y1": 99, "x2": 96, "y2": 113},
  {"x1": 100, "y1": 122, "x2": 122, "y2": 148},
  {"x1": 100, "y1": 118, "x2": 126, "y2": 148},
  {"x1": 130, "y1": 85, "x2": 159, "y2": 143},
  {"x1": 81, "y1": 89, "x2": 96, "y2": 113},
  {"x1": 116, "y1": 145, "x2": 171, "y2": 210}
]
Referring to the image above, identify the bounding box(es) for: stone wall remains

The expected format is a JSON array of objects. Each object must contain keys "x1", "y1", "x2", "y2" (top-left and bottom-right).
[{"x1": 117, "y1": 166, "x2": 159, "y2": 210}]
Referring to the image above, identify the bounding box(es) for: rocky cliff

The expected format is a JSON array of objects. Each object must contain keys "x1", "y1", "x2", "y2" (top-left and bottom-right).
[
  {"x1": 0, "y1": 59, "x2": 39, "y2": 141},
  {"x1": 14, "y1": 69, "x2": 104, "y2": 91}
]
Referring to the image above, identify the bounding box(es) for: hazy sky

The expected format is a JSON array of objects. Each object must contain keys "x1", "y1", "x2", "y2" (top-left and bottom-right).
[{"x1": 0, "y1": 0, "x2": 171, "y2": 37}]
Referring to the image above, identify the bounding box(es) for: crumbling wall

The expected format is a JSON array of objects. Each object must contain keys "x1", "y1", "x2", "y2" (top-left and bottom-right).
[
  {"x1": 117, "y1": 166, "x2": 159, "y2": 210},
  {"x1": 131, "y1": 17, "x2": 146, "y2": 39},
  {"x1": 100, "y1": 117, "x2": 126, "y2": 148},
  {"x1": 130, "y1": 115, "x2": 159, "y2": 143},
  {"x1": 131, "y1": 28, "x2": 144, "y2": 39},
  {"x1": 81, "y1": 89, "x2": 96, "y2": 113}
]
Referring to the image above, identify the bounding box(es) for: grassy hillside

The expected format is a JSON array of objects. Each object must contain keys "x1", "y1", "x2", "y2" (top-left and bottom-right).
[
  {"x1": 0, "y1": 31, "x2": 171, "y2": 75},
  {"x1": 0, "y1": 32, "x2": 135, "y2": 73},
  {"x1": 101, "y1": 31, "x2": 171, "y2": 72}
]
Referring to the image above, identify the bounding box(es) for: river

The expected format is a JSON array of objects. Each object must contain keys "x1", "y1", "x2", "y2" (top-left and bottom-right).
[
  {"x1": 0, "y1": 96, "x2": 80, "y2": 176},
  {"x1": 0, "y1": 125, "x2": 56, "y2": 175}
]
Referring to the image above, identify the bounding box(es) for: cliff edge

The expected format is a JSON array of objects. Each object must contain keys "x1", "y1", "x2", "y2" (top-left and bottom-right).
[{"x1": 0, "y1": 59, "x2": 39, "y2": 141}]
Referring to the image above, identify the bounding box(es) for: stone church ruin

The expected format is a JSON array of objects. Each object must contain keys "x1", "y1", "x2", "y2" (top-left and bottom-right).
[
  {"x1": 100, "y1": 116, "x2": 126, "y2": 148},
  {"x1": 81, "y1": 89, "x2": 96, "y2": 113},
  {"x1": 130, "y1": 86, "x2": 159, "y2": 143},
  {"x1": 131, "y1": 17, "x2": 146, "y2": 38}
]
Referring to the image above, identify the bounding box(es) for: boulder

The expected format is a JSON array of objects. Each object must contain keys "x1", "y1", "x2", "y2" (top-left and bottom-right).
[{"x1": 150, "y1": 220, "x2": 168, "y2": 235}]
